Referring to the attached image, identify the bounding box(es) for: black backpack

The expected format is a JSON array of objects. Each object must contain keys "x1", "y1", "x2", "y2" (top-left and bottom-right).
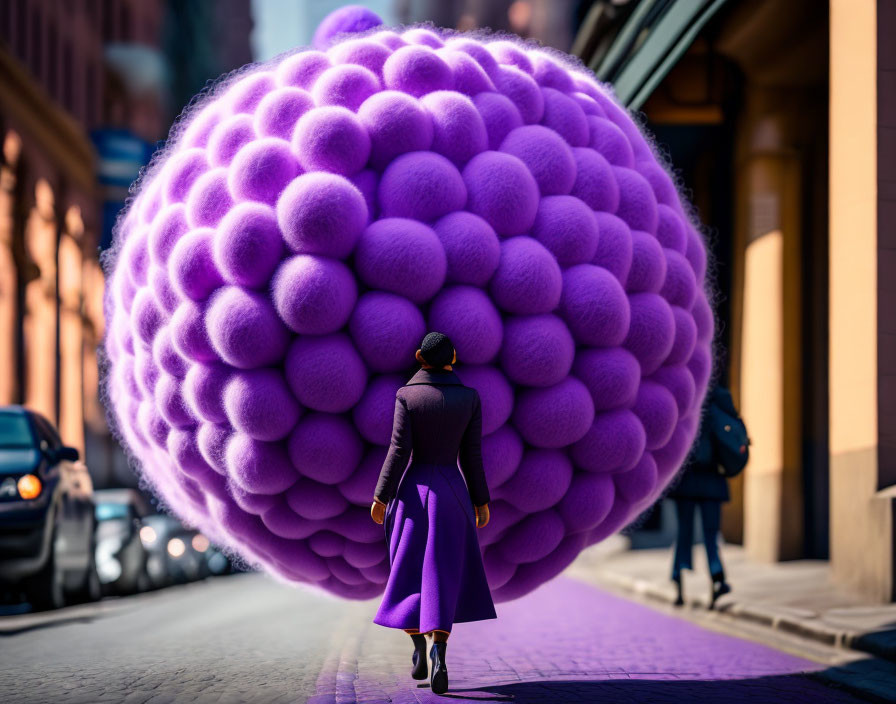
[{"x1": 706, "y1": 387, "x2": 750, "y2": 478}]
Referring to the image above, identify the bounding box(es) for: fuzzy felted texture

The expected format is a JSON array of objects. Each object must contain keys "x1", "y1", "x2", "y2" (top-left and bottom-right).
[
  {"x1": 511, "y1": 376, "x2": 594, "y2": 448},
  {"x1": 453, "y1": 364, "x2": 514, "y2": 435},
  {"x1": 432, "y1": 211, "x2": 500, "y2": 286},
  {"x1": 500, "y1": 124, "x2": 576, "y2": 196},
  {"x1": 489, "y1": 236, "x2": 562, "y2": 314},
  {"x1": 276, "y1": 172, "x2": 368, "y2": 257},
  {"x1": 223, "y1": 368, "x2": 301, "y2": 441},
  {"x1": 531, "y1": 195, "x2": 599, "y2": 266},
  {"x1": 427, "y1": 285, "x2": 503, "y2": 364},
  {"x1": 377, "y1": 151, "x2": 466, "y2": 222},
  {"x1": 354, "y1": 217, "x2": 446, "y2": 302},
  {"x1": 348, "y1": 291, "x2": 425, "y2": 372},
  {"x1": 272, "y1": 254, "x2": 358, "y2": 335},
  {"x1": 102, "y1": 16, "x2": 715, "y2": 603}
]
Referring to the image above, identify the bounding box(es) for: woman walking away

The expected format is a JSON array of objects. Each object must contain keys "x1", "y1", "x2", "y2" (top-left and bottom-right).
[
  {"x1": 669, "y1": 383, "x2": 743, "y2": 608},
  {"x1": 370, "y1": 332, "x2": 496, "y2": 695}
]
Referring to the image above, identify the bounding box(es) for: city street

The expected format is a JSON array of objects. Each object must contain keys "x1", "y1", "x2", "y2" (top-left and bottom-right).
[{"x1": 0, "y1": 572, "x2": 866, "y2": 704}]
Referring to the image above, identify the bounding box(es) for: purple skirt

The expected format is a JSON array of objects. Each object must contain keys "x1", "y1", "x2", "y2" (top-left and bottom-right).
[{"x1": 373, "y1": 460, "x2": 497, "y2": 633}]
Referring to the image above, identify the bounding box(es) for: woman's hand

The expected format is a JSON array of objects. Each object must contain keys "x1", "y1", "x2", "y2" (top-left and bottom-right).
[
  {"x1": 370, "y1": 497, "x2": 386, "y2": 524},
  {"x1": 474, "y1": 503, "x2": 490, "y2": 528}
]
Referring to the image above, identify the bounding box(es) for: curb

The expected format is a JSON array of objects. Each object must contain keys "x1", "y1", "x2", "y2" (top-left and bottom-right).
[
  {"x1": 594, "y1": 569, "x2": 893, "y2": 661},
  {"x1": 586, "y1": 569, "x2": 896, "y2": 702}
]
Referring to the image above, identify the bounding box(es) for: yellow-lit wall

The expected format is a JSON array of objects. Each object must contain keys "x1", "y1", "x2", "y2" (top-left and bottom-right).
[{"x1": 828, "y1": 0, "x2": 893, "y2": 602}]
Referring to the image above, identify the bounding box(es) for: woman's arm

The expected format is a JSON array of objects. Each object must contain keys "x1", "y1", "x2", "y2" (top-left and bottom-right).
[
  {"x1": 373, "y1": 394, "x2": 413, "y2": 505},
  {"x1": 459, "y1": 390, "x2": 490, "y2": 508}
]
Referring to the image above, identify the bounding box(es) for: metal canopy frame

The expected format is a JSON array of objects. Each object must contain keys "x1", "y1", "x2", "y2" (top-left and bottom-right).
[{"x1": 593, "y1": 0, "x2": 731, "y2": 110}]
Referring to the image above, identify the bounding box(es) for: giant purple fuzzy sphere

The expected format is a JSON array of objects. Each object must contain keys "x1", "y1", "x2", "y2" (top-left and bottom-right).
[{"x1": 103, "y1": 14, "x2": 714, "y2": 602}]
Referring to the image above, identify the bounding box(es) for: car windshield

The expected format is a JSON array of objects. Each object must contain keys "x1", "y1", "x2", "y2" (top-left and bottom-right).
[
  {"x1": 0, "y1": 413, "x2": 34, "y2": 449},
  {"x1": 96, "y1": 503, "x2": 129, "y2": 521}
]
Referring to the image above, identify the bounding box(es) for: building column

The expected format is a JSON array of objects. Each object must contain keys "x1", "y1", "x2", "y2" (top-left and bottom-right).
[
  {"x1": 58, "y1": 207, "x2": 84, "y2": 454},
  {"x1": 23, "y1": 178, "x2": 58, "y2": 425},
  {"x1": 732, "y1": 90, "x2": 805, "y2": 563},
  {"x1": 829, "y1": 0, "x2": 895, "y2": 602},
  {"x1": 0, "y1": 131, "x2": 21, "y2": 405},
  {"x1": 82, "y1": 255, "x2": 105, "y2": 435}
]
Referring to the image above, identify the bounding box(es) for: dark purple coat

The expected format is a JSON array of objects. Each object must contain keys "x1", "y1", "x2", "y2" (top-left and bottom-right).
[
  {"x1": 373, "y1": 367, "x2": 490, "y2": 507},
  {"x1": 372, "y1": 365, "x2": 497, "y2": 633}
]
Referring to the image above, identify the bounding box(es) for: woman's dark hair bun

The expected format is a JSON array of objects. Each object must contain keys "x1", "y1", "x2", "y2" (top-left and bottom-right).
[{"x1": 420, "y1": 331, "x2": 455, "y2": 368}]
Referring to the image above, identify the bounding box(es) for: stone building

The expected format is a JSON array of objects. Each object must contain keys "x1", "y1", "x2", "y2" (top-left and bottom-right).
[
  {"x1": 576, "y1": 0, "x2": 895, "y2": 602},
  {"x1": 0, "y1": 0, "x2": 251, "y2": 487}
]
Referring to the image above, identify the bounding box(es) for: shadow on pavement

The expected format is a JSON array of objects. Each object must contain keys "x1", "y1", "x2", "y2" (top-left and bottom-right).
[
  {"x1": 0, "y1": 613, "x2": 100, "y2": 637},
  {"x1": 435, "y1": 672, "x2": 867, "y2": 703}
]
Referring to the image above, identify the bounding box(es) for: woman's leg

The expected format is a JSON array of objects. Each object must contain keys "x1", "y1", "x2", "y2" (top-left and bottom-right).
[
  {"x1": 672, "y1": 499, "x2": 696, "y2": 579},
  {"x1": 427, "y1": 630, "x2": 450, "y2": 693},
  {"x1": 407, "y1": 629, "x2": 428, "y2": 680},
  {"x1": 698, "y1": 500, "x2": 724, "y2": 579},
  {"x1": 699, "y1": 500, "x2": 731, "y2": 608}
]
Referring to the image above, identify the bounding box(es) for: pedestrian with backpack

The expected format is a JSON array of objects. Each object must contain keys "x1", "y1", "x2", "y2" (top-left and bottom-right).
[{"x1": 669, "y1": 382, "x2": 750, "y2": 609}]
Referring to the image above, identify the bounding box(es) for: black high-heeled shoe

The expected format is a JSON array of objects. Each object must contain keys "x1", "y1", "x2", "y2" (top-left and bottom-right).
[
  {"x1": 710, "y1": 574, "x2": 731, "y2": 609},
  {"x1": 430, "y1": 641, "x2": 448, "y2": 694},
  {"x1": 672, "y1": 575, "x2": 684, "y2": 606},
  {"x1": 410, "y1": 634, "x2": 428, "y2": 680}
]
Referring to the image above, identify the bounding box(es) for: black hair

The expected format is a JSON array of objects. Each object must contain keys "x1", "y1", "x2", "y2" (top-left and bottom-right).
[{"x1": 419, "y1": 331, "x2": 455, "y2": 368}]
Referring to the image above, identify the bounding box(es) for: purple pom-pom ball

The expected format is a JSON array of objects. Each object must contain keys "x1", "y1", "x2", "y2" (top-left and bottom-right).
[{"x1": 103, "y1": 12, "x2": 714, "y2": 603}]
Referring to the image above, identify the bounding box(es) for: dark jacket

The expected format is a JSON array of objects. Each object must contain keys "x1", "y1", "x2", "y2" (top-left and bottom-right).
[
  {"x1": 373, "y1": 367, "x2": 490, "y2": 507},
  {"x1": 668, "y1": 385, "x2": 733, "y2": 502}
]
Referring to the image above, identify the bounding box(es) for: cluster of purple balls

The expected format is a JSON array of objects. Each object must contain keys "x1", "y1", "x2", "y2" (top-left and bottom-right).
[{"x1": 103, "y1": 18, "x2": 714, "y2": 602}]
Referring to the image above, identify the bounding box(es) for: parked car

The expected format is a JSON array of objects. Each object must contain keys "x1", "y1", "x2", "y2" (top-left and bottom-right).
[
  {"x1": 0, "y1": 406, "x2": 100, "y2": 610},
  {"x1": 94, "y1": 489, "x2": 153, "y2": 596},
  {"x1": 139, "y1": 513, "x2": 180, "y2": 589},
  {"x1": 205, "y1": 544, "x2": 235, "y2": 576},
  {"x1": 140, "y1": 514, "x2": 214, "y2": 586}
]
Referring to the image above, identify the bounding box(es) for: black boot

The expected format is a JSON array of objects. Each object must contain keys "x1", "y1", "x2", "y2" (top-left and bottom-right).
[
  {"x1": 710, "y1": 571, "x2": 731, "y2": 609},
  {"x1": 430, "y1": 641, "x2": 448, "y2": 694},
  {"x1": 672, "y1": 575, "x2": 684, "y2": 606},
  {"x1": 410, "y1": 634, "x2": 428, "y2": 680}
]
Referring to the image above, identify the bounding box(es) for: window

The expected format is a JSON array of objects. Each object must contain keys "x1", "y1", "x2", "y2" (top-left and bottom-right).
[
  {"x1": 30, "y1": 413, "x2": 62, "y2": 449},
  {"x1": 96, "y1": 502, "x2": 130, "y2": 521},
  {"x1": 0, "y1": 412, "x2": 34, "y2": 449}
]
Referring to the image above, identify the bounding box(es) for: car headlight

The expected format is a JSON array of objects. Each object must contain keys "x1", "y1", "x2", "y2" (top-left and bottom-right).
[
  {"x1": 191, "y1": 534, "x2": 210, "y2": 553},
  {"x1": 17, "y1": 474, "x2": 41, "y2": 500},
  {"x1": 167, "y1": 537, "x2": 186, "y2": 558},
  {"x1": 139, "y1": 525, "x2": 157, "y2": 546}
]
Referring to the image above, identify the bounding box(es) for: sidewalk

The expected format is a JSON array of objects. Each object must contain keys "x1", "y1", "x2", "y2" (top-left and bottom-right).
[
  {"x1": 309, "y1": 573, "x2": 866, "y2": 704},
  {"x1": 567, "y1": 536, "x2": 896, "y2": 702}
]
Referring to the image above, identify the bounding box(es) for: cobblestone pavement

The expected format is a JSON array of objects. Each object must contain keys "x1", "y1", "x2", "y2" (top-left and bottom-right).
[{"x1": 0, "y1": 572, "x2": 867, "y2": 703}]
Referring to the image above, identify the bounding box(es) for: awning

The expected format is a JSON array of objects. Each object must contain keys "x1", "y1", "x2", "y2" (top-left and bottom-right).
[{"x1": 578, "y1": 0, "x2": 731, "y2": 110}]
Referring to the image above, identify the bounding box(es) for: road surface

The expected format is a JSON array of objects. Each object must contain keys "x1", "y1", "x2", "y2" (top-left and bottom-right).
[{"x1": 0, "y1": 571, "x2": 865, "y2": 703}]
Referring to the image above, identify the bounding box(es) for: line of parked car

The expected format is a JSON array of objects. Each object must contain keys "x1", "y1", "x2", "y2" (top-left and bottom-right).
[{"x1": 0, "y1": 405, "x2": 237, "y2": 611}]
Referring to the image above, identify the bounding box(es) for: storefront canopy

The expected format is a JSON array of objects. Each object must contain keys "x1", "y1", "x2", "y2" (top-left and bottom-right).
[{"x1": 580, "y1": 0, "x2": 731, "y2": 109}]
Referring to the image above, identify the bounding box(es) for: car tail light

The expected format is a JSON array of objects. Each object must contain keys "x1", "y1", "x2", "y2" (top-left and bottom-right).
[{"x1": 17, "y1": 474, "x2": 42, "y2": 500}]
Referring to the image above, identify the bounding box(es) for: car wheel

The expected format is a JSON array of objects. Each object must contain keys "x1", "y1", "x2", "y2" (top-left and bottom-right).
[
  {"x1": 83, "y1": 560, "x2": 102, "y2": 602},
  {"x1": 24, "y1": 527, "x2": 66, "y2": 611},
  {"x1": 136, "y1": 568, "x2": 152, "y2": 593},
  {"x1": 69, "y1": 548, "x2": 102, "y2": 604}
]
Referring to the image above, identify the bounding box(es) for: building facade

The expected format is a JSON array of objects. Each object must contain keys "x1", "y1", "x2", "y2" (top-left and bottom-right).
[
  {"x1": 576, "y1": 0, "x2": 895, "y2": 602},
  {"x1": 0, "y1": 0, "x2": 251, "y2": 488}
]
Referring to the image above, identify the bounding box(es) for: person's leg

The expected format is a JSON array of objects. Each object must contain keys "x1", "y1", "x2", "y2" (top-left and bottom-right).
[
  {"x1": 671, "y1": 499, "x2": 696, "y2": 606},
  {"x1": 698, "y1": 500, "x2": 724, "y2": 579},
  {"x1": 699, "y1": 500, "x2": 731, "y2": 608},
  {"x1": 672, "y1": 499, "x2": 696, "y2": 578},
  {"x1": 428, "y1": 630, "x2": 450, "y2": 693},
  {"x1": 407, "y1": 629, "x2": 428, "y2": 680}
]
